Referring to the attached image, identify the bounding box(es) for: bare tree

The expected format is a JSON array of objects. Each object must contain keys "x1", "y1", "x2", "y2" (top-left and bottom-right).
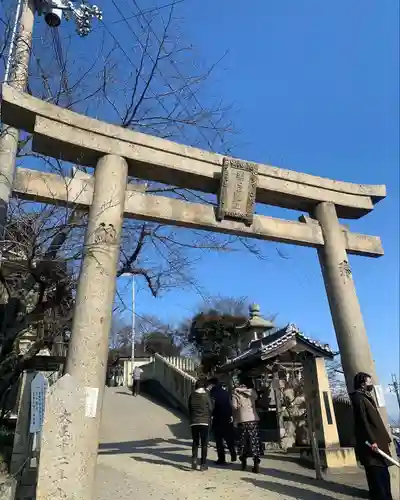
[
  {"x1": 0, "y1": 200, "x2": 75, "y2": 418},
  {"x1": 326, "y1": 357, "x2": 348, "y2": 399},
  {"x1": 109, "y1": 312, "x2": 181, "y2": 359},
  {"x1": 0, "y1": 0, "x2": 271, "y2": 440},
  {"x1": 2, "y1": 0, "x2": 266, "y2": 297}
]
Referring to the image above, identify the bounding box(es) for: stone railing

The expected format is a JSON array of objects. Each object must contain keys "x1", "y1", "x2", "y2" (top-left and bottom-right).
[
  {"x1": 141, "y1": 354, "x2": 196, "y2": 412},
  {"x1": 122, "y1": 355, "x2": 198, "y2": 389},
  {"x1": 162, "y1": 356, "x2": 198, "y2": 375}
]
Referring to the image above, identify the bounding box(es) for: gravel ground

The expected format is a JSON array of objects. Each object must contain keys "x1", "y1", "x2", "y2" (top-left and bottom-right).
[{"x1": 94, "y1": 388, "x2": 369, "y2": 500}]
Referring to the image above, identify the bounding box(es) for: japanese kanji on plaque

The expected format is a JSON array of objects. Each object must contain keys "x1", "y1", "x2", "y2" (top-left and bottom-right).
[{"x1": 30, "y1": 373, "x2": 49, "y2": 434}]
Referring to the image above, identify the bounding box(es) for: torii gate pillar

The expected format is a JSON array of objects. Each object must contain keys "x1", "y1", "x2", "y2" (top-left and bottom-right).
[
  {"x1": 36, "y1": 154, "x2": 128, "y2": 500},
  {"x1": 314, "y1": 201, "x2": 377, "y2": 390},
  {"x1": 315, "y1": 201, "x2": 398, "y2": 493}
]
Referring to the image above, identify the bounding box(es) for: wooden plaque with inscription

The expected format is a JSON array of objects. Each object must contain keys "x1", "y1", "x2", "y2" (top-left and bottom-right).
[{"x1": 217, "y1": 158, "x2": 258, "y2": 225}]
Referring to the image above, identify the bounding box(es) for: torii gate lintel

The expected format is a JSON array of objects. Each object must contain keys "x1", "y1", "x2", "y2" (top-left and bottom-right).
[{"x1": 0, "y1": 84, "x2": 392, "y2": 499}]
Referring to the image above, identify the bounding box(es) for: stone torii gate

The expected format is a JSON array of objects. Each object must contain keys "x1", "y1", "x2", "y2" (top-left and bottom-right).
[{"x1": 0, "y1": 84, "x2": 391, "y2": 498}]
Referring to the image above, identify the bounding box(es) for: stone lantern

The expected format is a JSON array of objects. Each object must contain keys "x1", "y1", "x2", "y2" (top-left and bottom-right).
[{"x1": 236, "y1": 304, "x2": 275, "y2": 351}]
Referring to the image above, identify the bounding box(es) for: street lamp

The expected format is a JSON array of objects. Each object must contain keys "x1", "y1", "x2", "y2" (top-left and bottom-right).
[
  {"x1": 37, "y1": 0, "x2": 103, "y2": 36},
  {"x1": 120, "y1": 272, "x2": 136, "y2": 383},
  {"x1": 1, "y1": 0, "x2": 103, "y2": 239}
]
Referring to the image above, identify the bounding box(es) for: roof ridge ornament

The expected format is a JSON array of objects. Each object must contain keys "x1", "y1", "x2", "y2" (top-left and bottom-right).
[{"x1": 286, "y1": 323, "x2": 300, "y2": 334}]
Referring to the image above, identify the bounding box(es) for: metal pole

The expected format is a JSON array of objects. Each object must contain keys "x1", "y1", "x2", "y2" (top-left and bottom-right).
[
  {"x1": 131, "y1": 274, "x2": 135, "y2": 365},
  {"x1": 0, "y1": 0, "x2": 35, "y2": 239},
  {"x1": 308, "y1": 398, "x2": 323, "y2": 480},
  {"x1": 4, "y1": 0, "x2": 23, "y2": 83},
  {"x1": 390, "y1": 374, "x2": 400, "y2": 411}
]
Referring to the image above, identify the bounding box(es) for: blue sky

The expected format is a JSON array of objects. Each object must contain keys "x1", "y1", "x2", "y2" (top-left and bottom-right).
[
  {"x1": 7, "y1": 1, "x2": 397, "y2": 416},
  {"x1": 114, "y1": 0, "x2": 399, "y2": 417}
]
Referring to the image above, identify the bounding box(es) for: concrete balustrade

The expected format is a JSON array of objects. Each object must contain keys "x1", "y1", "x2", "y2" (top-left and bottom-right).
[{"x1": 141, "y1": 354, "x2": 196, "y2": 412}]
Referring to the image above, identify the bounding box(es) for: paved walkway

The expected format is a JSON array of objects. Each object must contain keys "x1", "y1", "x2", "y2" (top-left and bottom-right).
[{"x1": 95, "y1": 388, "x2": 369, "y2": 500}]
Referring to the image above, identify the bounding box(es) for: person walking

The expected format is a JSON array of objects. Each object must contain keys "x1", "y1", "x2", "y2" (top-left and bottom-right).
[
  {"x1": 132, "y1": 365, "x2": 143, "y2": 396},
  {"x1": 232, "y1": 376, "x2": 262, "y2": 473},
  {"x1": 209, "y1": 378, "x2": 237, "y2": 465},
  {"x1": 188, "y1": 380, "x2": 213, "y2": 471},
  {"x1": 351, "y1": 372, "x2": 393, "y2": 500}
]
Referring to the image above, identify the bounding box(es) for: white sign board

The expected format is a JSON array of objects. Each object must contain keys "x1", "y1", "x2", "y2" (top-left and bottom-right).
[
  {"x1": 84, "y1": 387, "x2": 99, "y2": 418},
  {"x1": 374, "y1": 385, "x2": 386, "y2": 408},
  {"x1": 30, "y1": 373, "x2": 49, "y2": 433}
]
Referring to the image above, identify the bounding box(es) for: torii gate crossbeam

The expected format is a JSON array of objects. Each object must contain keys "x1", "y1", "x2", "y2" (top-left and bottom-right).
[{"x1": 0, "y1": 83, "x2": 394, "y2": 499}]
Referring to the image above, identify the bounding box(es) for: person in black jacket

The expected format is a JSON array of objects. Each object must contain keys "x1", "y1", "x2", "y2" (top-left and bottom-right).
[
  {"x1": 351, "y1": 372, "x2": 393, "y2": 500},
  {"x1": 188, "y1": 380, "x2": 213, "y2": 471},
  {"x1": 209, "y1": 378, "x2": 237, "y2": 465}
]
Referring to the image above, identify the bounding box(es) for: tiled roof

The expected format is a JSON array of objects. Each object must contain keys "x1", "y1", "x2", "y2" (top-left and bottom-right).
[
  {"x1": 260, "y1": 323, "x2": 334, "y2": 356},
  {"x1": 222, "y1": 323, "x2": 334, "y2": 368}
]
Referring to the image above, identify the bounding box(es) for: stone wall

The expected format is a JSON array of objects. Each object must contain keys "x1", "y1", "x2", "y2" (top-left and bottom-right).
[
  {"x1": 333, "y1": 397, "x2": 355, "y2": 447},
  {"x1": 280, "y1": 382, "x2": 307, "y2": 449}
]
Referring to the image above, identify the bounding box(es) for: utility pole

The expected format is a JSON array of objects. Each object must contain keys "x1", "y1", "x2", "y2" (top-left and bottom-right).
[
  {"x1": 0, "y1": 1, "x2": 103, "y2": 498},
  {"x1": 389, "y1": 373, "x2": 400, "y2": 411},
  {"x1": 0, "y1": 0, "x2": 102, "y2": 240},
  {"x1": 0, "y1": 0, "x2": 35, "y2": 239},
  {"x1": 131, "y1": 274, "x2": 136, "y2": 366},
  {"x1": 121, "y1": 273, "x2": 136, "y2": 385}
]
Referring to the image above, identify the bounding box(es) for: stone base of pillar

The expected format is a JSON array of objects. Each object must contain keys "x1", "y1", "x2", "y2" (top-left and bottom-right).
[
  {"x1": 36, "y1": 374, "x2": 95, "y2": 499},
  {"x1": 0, "y1": 477, "x2": 17, "y2": 500},
  {"x1": 389, "y1": 465, "x2": 399, "y2": 499},
  {"x1": 290, "y1": 446, "x2": 357, "y2": 469}
]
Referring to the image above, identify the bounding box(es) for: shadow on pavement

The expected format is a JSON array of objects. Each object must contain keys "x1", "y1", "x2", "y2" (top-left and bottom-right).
[
  {"x1": 100, "y1": 437, "x2": 197, "y2": 471},
  {"x1": 263, "y1": 452, "x2": 314, "y2": 469},
  {"x1": 243, "y1": 468, "x2": 369, "y2": 499},
  {"x1": 106, "y1": 388, "x2": 367, "y2": 496},
  {"x1": 167, "y1": 420, "x2": 192, "y2": 440},
  {"x1": 242, "y1": 479, "x2": 336, "y2": 499},
  {"x1": 131, "y1": 456, "x2": 193, "y2": 472},
  {"x1": 115, "y1": 387, "x2": 192, "y2": 440},
  {"x1": 99, "y1": 438, "x2": 190, "y2": 454},
  {"x1": 99, "y1": 433, "x2": 223, "y2": 473},
  {"x1": 130, "y1": 453, "x2": 236, "y2": 473}
]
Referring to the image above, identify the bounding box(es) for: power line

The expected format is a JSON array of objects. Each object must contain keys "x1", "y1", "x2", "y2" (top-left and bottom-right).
[
  {"x1": 108, "y1": 0, "x2": 193, "y2": 135},
  {"x1": 57, "y1": 0, "x2": 226, "y2": 149},
  {"x1": 99, "y1": 16, "x2": 191, "y2": 143},
  {"x1": 49, "y1": 26, "x2": 73, "y2": 108},
  {"x1": 110, "y1": 0, "x2": 219, "y2": 149},
  {"x1": 389, "y1": 373, "x2": 400, "y2": 411},
  {"x1": 63, "y1": 0, "x2": 185, "y2": 38},
  {"x1": 129, "y1": 0, "x2": 226, "y2": 150}
]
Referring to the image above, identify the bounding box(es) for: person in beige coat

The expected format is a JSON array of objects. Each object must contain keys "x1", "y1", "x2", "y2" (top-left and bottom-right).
[{"x1": 232, "y1": 376, "x2": 262, "y2": 473}]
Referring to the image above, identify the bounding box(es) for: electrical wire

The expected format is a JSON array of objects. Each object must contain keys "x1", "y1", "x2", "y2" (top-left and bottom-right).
[
  {"x1": 4, "y1": 0, "x2": 22, "y2": 82},
  {"x1": 49, "y1": 26, "x2": 73, "y2": 108},
  {"x1": 63, "y1": 1, "x2": 185, "y2": 38},
  {"x1": 55, "y1": 0, "x2": 223, "y2": 149},
  {"x1": 129, "y1": 0, "x2": 226, "y2": 150},
  {"x1": 110, "y1": 0, "x2": 220, "y2": 149},
  {"x1": 99, "y1": 17, "x2": 193, "y2": 144}
]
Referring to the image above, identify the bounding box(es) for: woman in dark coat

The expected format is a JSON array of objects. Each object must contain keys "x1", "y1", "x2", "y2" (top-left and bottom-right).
[
  {"x1": 351, "y1": 372, "x2": 393, "y2": 500},
  {"x1": 188, "y1": 379, "x2": 213, "y2": 471}
]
